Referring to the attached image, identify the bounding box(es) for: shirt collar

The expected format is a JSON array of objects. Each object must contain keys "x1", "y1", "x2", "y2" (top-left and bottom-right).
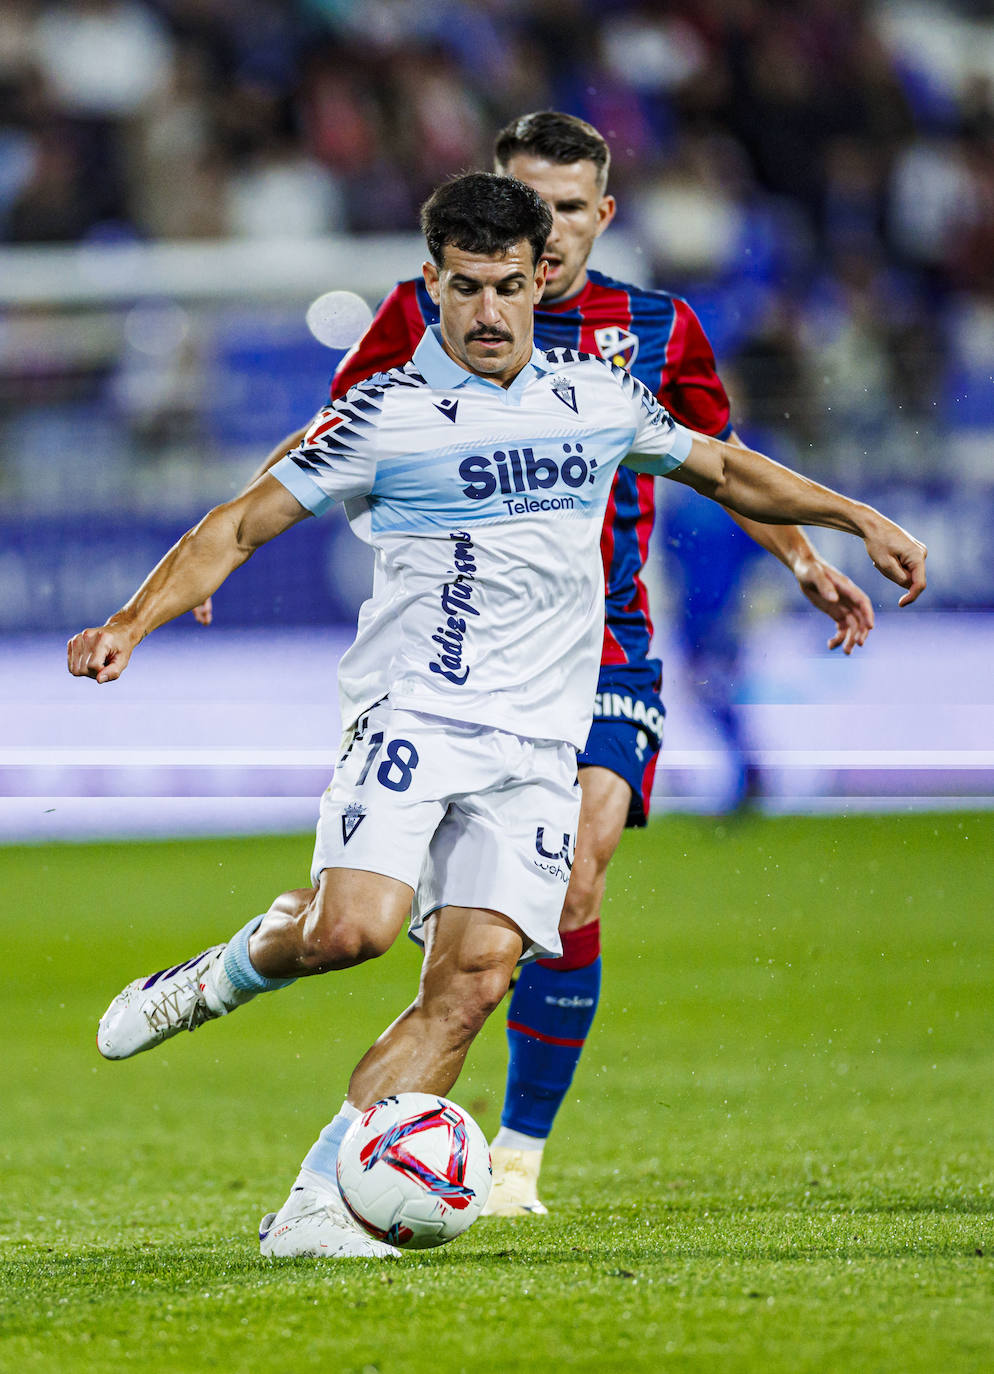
[{"x1": 413, "y1": 325, "x2": 552, "y2": 398}]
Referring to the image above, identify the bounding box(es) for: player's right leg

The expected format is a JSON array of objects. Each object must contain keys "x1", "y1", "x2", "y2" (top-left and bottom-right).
[
  {"x1": 485, "y1": 667, "x2": 663, "y2": 1214},
  {"x1": 96, "y1": 868, "x2": 414, "y2": 1060},
  {"x1": 97, "y1": 701, "x2": 443, "y2": 1060},
  {"x1": 484, "y1": 766, "x2": 630, "y2": 1215}
]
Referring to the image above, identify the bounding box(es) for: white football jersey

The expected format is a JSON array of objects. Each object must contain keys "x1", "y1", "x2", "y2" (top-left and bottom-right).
[{"x1": 272, "y1": 325, "x2": 692, "y2": 749}]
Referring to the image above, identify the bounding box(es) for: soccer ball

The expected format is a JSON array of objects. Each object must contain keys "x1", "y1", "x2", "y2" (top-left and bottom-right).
[{"x1": 336, "y1": 1093, "x2": 492, "y2": 1249}]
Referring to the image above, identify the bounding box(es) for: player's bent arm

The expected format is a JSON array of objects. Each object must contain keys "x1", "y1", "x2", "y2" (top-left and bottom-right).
[
  {"x1": 645, "y1": 433, "x2": 927, "y2": 605},
  {"x1": 68, "y1": 475, "x2": 310, "y2": 683},
  {"x1": 191, "y1": 426, "x2": 308, "y2": 625}
]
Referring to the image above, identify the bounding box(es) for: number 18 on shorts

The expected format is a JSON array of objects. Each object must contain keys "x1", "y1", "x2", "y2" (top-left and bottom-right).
[{"x1": 310, "y1": 700, "x2": 581, "y2": 960}]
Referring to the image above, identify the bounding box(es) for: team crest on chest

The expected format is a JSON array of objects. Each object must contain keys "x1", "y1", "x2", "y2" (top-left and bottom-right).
[
  {"x1": 594, "y1": 325, "x2": 639, "y2": 370},
  {"x1": 550, "y1": 375, "x2": 578, "y2": 413}
]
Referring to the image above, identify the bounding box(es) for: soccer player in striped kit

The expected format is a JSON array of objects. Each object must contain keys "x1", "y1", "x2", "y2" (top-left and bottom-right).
[{"x1": 200, "y1": 113, "x2": 877, "y2": 1216}]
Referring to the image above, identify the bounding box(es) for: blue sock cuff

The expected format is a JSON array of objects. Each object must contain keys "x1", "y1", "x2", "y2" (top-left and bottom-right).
[
  {"x1": 224, "y1": 914, "x2": 297, "y2": 992},
  {"x1": 302, "y1": 1112, "x2": 356, "y2": 1185}
]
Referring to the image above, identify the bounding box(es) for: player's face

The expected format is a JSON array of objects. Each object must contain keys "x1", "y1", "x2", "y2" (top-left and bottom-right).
[
  {"x1": 423, "y1": 241, "x2": 548, "y2": 387},
  {"x1": 501, "y1": 154, "x2": 615, "y2": 303}
]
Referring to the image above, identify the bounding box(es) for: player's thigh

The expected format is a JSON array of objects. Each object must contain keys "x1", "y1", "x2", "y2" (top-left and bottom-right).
[
  {"x1": 557, "y1": 764, "x2": 633, "y2": 931},
  {"x1": 414, "y1": 735, "x2": 581, "y2": 962},
  {"x1": 574, "y1": 697, "x2": 659, "y2": 824},
  {"x1": 576, "y1": 764, "x2": 634, "y2": 868},
  {"x1": 310, "y1": 700, "x2": 449, "y2": 891},
  {"x1": 304, "y1": 865, "x2": 415, "y2": 964}
]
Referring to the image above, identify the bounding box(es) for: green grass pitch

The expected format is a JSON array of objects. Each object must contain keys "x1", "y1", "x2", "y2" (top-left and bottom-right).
[{"x1": 2, "y1": 812, "x2": 993, "y2": 1373}]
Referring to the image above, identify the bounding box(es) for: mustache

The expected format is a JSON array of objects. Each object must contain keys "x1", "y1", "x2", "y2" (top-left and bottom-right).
[{"x1": 466, "y1": 327, "x2": 512, "y2": 343}]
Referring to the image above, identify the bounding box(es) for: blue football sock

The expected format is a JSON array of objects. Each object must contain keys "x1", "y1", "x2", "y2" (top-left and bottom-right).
[
  {"x1": 301, "y1": 1101, "x2": 360, "y2": 1187},
  {"x1": 223, "y1": 914, "x2": 297, "y2": 994},
  {"x1": 501, "y1": 925, "x2": 601, "y2": 1140}
]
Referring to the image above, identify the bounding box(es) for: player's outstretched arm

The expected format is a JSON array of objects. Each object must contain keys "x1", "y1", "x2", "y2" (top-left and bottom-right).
[
  {"x1": 68, "y1": 475, "x2": 310, "y2": 683},
  {"x1": 666, "y1": 434, "x2": 927, "y2": 606},
  {"x1": 728, "y1": 511, "x2": 876, "y2": 653},
  {"x1": 192, "y1": 426, "x2": 308, "y2": 626},
  {"x1": 712, "y1": 432, "x2": 873, "y2": 653}
]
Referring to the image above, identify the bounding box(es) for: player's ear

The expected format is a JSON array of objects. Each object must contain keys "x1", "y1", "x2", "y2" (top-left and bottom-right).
[
  {"x1": 423, "y1": 261, "x2": 441, "y2": 304},
  {"x1": 595, "y1": 195, "x2": 616, "y2": 238},
  {"x1": 533, "y1": 256, "x2": 549, "y2": 301}
]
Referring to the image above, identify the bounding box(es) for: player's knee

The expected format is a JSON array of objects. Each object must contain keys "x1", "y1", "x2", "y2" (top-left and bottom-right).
[
  {"x1": 424, "y1": 964, "x2": 512, "y2": 1044},
  {"x1": 470, "y1": 964, "x2": 514, "y2": 1024},
  {"x1": 298, "y1": 905, "x2": 392, "y2": 972},
  {"x1": 459, "y1": 965, "x2": 514, "y2": 1037}
]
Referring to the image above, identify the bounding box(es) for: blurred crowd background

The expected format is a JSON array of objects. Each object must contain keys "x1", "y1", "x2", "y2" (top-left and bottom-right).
[{"x1": 1, "y1": 0, "x2": 992, "y2": 633}]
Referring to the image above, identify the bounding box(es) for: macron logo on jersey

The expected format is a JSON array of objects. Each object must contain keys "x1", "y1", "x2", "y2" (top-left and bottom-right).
[{"x1": 434, "y1": 398, "x2": 459, "y2": 423}]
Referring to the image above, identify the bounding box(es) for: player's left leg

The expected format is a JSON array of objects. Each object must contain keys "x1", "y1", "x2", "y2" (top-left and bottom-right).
[
  {"x1": 485, "y1": 676, "x2": 662, "y2": 1215},
  {"x1": 97, "y1": 700, "x2": 444, "y2": 1061},
  {"x1": 260, "y1": 904, "x2": 524, "y2": 1258},
  {"x1": 95, "y1": 868, "x2": 416, "y2": 1061},
  {"x1": 483, "y1": 765, "x2": 630, "y2": 1215}
]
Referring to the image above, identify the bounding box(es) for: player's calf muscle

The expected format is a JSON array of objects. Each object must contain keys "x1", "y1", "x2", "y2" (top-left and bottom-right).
[{"x1": 246, "y1": 891, "x2": 400, "y2": 976}]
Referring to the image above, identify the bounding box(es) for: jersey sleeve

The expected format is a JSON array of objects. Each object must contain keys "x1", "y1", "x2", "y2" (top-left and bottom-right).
[
  {"x1": 271, "y1": 399, "x2": 378, "y2": 515},
  {"x1": 619, "y1": 370, "x2": 694, "y2": 475},
  {"x1": 330, "y1": 281, "x2": 427, "y2": 399},
  {"x1": 657, "y1": 298, "x2": 732, "y2": 438}
]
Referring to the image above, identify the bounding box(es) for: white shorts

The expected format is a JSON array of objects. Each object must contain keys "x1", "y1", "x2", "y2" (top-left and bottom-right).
[{"x1": 310, "y1": 701, "x2": 580, "y2": 960}]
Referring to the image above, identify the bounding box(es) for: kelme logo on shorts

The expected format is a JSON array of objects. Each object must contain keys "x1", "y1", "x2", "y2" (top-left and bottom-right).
[{"x1": 459, "y1": 444, "x2": 597, "y2": 500}]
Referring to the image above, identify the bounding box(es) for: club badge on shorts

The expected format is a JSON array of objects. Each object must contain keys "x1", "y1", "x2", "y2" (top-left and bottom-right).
[
  {"x1": 594, "y1": 325, "x2": 639, "y2": 371},
  {"x1": 342, "y1": 801, "x2": 367, "y2": 844}
]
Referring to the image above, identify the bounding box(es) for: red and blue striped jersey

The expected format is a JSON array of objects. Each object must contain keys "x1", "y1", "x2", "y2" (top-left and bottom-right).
[{"x1": 332, "y1": 268, "x2": 732, "y2": 669}]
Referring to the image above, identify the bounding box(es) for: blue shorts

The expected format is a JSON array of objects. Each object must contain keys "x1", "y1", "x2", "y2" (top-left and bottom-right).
[{"x1": 579, "y1": 664, "x2": 664, "y2": 828}]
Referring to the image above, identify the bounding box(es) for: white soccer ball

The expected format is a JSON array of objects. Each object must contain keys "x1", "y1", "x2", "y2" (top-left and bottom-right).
[
  {"x1": 336, "y1": 1093, "x2": 492, "y2": 1249},
  {"x1": 305, "y1": 289, "x2": 373, "y2": 349}
]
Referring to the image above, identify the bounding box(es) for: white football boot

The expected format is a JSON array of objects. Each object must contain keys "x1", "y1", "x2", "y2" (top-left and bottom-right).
[
  {"x1": 480, "y1": 1146, "x2": 549, "y2": 1217},
  {"x1": 260, "y1": 1176, "x2": 400, "y2": 1260},
  {"x1": 96, "y1": 946, "x2": 227, "y2": 1060}
]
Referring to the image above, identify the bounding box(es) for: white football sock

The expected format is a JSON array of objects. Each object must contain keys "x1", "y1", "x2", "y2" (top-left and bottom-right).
[{"x1": 492, "y1": 1127, "x2": 546, "y2": 1154}]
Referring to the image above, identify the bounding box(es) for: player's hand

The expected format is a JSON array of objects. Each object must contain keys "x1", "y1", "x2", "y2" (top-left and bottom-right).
[
  {"x1": 192, "y1": 596, "x2": 213, "y2": 626},
  {"x1": 67, "y1": 624, "x2": 138, "y2": 683},
  {"x1": 790, "y1": 554, "x2": 875, "y2": 654},
  {"x1": 862, "y1": 517, "x2": 928, "y2": 607}
]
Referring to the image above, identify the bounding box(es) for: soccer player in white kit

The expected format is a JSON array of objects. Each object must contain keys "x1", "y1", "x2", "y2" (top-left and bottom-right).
[{"x1": 68, "y1": 173, "x2": 927, "y2": 1259}]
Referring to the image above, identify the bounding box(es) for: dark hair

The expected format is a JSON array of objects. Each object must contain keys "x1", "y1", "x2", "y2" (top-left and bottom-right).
[
  {"x1": 494, "y1": 111, "x2": 611, "y2": 190},
  {"x1": 420, "y1": 172, "x2": 553, "y2": 269}
]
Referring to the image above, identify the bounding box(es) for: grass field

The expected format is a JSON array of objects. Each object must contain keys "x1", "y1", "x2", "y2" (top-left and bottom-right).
[{"x1": 2, "y1": 812, "x2": 993, "y2": 1373}]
